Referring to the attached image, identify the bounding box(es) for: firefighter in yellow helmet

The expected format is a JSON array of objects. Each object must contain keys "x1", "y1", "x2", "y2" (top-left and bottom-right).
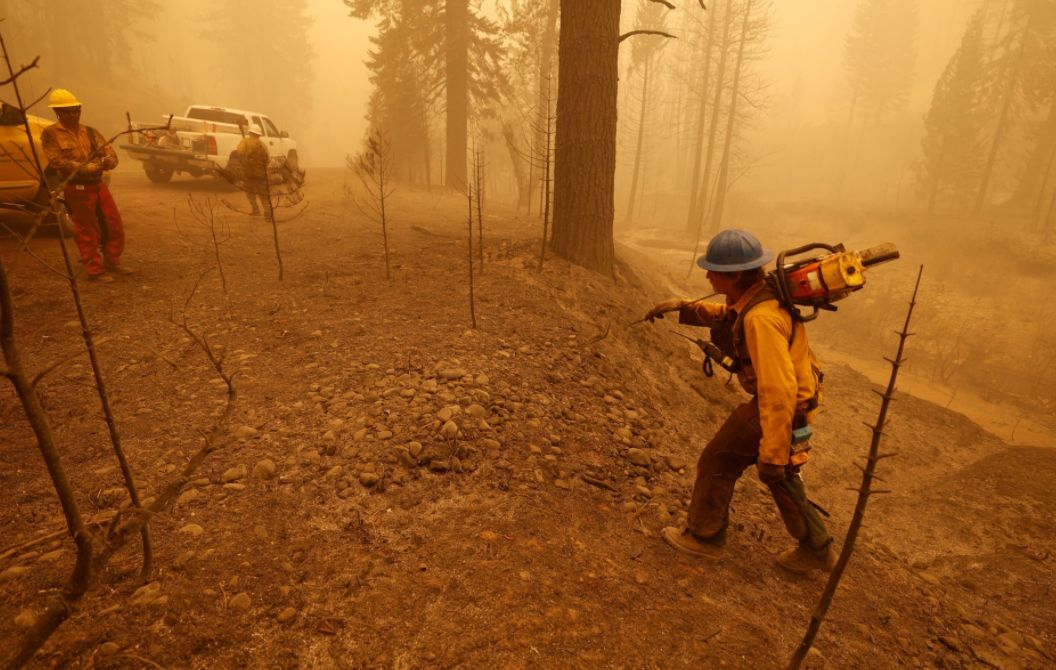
[
  {"x1": 643, "y1": 229, "x2": 834, "y2": 574},
  {"x1": 40, "y1": 89, "x2": 131, "y2": 281}
]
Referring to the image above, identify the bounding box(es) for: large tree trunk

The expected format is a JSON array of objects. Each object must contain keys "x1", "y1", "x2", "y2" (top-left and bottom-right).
[
  {"x1": 551, "y1": 0, "x2": 620, "y2": 275},
  {"x1": 445, "y1": 0, "x2": 469, "y2": 191}
]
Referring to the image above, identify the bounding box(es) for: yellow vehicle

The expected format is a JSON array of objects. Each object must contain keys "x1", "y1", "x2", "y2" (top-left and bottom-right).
[{"x1": 0, "y1": 101, "x2": 50, "y2": 212}]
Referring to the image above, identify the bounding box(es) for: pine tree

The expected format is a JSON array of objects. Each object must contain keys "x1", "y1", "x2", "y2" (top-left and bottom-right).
[
  {"x1": 843, "y1": 0, "x2": 917, "y2": 128},
  {"x1": 349, "y1": 0, "x2": 502, "y2": 189},
  {"x1": 0, "y1": 0, "x2": 159, "y2": 112},
  {"x1": 917, "y1": 12, "x2": 987, "y2": 214}
]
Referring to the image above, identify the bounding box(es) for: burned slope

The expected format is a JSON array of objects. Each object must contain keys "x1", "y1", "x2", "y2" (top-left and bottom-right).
[{"x1": 0, "y1": 170, "x2": 1051, "y2": 669}]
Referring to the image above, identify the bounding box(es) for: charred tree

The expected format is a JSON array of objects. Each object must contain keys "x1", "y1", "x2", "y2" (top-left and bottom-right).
[
  {"x1": 350, "y1": 131, "x2": 396, "y2": 281},
  {"x1": 918, "y1": 12, "x2": 986, "y2": 215},
  {"x1": 684, "y1": 3, "x2": 718, "y2": 235},
  {"x1": 973, "y1": 8, "x2": 1032, "y2": 214},
  {"x1": 707, "y1": 0, "x2": 754, "y2": 234},
  {"x1": 788, "y1": 267, "x2": 924, "y2": 669}
]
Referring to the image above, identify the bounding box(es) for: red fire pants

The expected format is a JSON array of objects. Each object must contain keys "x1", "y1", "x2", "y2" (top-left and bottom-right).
[{"x1": 63, "y1": 182, "x2": 125, "y2": 276}]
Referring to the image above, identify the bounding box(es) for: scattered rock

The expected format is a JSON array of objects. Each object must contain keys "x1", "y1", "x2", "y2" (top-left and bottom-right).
[
  {"x1": 223, "y1": 483, "x2": 246, "y2": 492},
  {"x1": 664, "y1": 455, "x2": 688, "y2": 471},
  {"x1": 95, "y1": 638, "x2": 118, "y2": 655},
  {"x1": 173, "y1": 550, "x2": 196, "y2": 570},
  {"x1": 277, "y1": 607, "x2": 297, "y2": 623},
  {"x1": 37, "y1": 549, "x2": 64, "y2": 563},
  {"x1": 359, "y1": 472, "x2": 380, "y2": 487},
  {"x1": 466, "y1": 404, "x2": 487, "y2": 419},
  {"x1": 428, "y1": 460, "x2": 450, "y2": 473},
  {"x1": 179, "y1": 523, "x2": 205, "y2": 537},
  {"x1": 252, "y1": 459, "x2": 277, "y2": 480},
  {"x1": 221, "y1": 464, "x2": 248, "y2": 483},
  {"x1": 437, "y1": 406, "x2": 457, "y2": 422},
  {"x1": 440, "y1": 420, "x2": 459, "y2": 438},
  {"x1": 14, "y1": 609, "x2": 36, "y2": 629},
  {"x1": 234, "y1": 425, "x2": 258, "y2": 439},
  {"x1": 176, "y1": 489, "x2": 200, "y2": 505},
  {"x1": 130, "y1": 582, "x2": 163, "y2": 608},
  {"x1": 625, "y1": 448, "x2": 651, "y2": 468},
  {"x1": 0, "y1": 566, "x2": 30, "y2": 582},
  {"x1": 229, "y1": 592, "x2": 252, "y2": 611}
]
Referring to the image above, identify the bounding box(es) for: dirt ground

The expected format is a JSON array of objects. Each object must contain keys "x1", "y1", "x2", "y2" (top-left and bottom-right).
[{"x1": 1, "y1": 167, "x2": 1053, "y2": 669}]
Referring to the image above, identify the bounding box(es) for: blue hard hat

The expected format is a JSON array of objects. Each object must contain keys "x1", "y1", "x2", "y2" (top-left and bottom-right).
[{"x1": 696, "y1": 229, "x2": 774, "y2": 272}]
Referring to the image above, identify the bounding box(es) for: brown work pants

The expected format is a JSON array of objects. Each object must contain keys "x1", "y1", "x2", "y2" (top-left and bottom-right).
[{"x1": 686, "y1": 400, "x2": 831, "y2": 550}]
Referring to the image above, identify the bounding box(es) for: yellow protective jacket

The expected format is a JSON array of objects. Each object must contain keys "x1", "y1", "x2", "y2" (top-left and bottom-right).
[
  {"x1": 235, "y1": 135, "x2": 269, "y2": 180},
  {"x1": 678, "y1": 281, "x2": 821, "y2": 466},
  {"x1": 40, "y1": 123, "x2": 116, "y2": 180}
]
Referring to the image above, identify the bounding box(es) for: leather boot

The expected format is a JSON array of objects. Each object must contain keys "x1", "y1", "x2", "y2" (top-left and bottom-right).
[
  {"x1": 777, "y1": 542, "x2": 836, "y2": 574},
  {"x1": 661, "y1": 527, "x2": 725, "y2": 559}
]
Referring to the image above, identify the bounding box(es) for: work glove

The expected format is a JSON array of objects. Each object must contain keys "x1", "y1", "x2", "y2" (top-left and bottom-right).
[
  {"x1": 77, "y1": 162, "x2": 103, "y2": 179},
  {"x1": 101, "y1": 156, "x2": 117, "y2": 170},
  {"x1": 644, "y1": 298, "x2": 686, "y2": 323},
  {"x1": 757, "y1": 461, "x2": 786, "y2": 486}
]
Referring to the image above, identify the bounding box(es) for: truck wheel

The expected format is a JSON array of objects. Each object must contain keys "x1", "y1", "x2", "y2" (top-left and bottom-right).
[
  {"x1": 286, "y1": 151, "x2": 300, "y2": 172},
  {"x1": 144, "y1": 163, "x2": 175, "y2": 184}
]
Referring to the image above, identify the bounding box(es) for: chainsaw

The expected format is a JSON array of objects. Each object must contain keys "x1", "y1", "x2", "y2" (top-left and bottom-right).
[{"x1": 772, "y1": 242, "x2": 900, "y2": 322}]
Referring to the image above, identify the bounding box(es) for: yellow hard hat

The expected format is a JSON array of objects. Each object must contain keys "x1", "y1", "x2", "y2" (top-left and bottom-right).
[{"x1": 48, "y1": 88, "x2": 82, "y2": 108}]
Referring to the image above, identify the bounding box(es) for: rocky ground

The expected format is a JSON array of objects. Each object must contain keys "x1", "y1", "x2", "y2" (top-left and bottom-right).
[{"x1": 0, "y1": 168, "x2": 1053, "y2": 669}]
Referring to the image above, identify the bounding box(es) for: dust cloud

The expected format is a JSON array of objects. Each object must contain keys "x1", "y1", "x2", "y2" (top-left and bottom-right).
[{"x1": 2, "y1": 0, "x2": 1051, "y2": 427}]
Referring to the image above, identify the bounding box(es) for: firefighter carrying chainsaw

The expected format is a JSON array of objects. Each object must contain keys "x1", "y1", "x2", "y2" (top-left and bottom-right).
[{"x1": 644, "y1": 229, "x2": 898, "y2": 574}]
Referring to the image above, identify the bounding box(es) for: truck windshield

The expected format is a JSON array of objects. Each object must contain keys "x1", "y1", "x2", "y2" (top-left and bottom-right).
[{"x1": 186, "y1": 108, "x2": 247, "y2": 126}]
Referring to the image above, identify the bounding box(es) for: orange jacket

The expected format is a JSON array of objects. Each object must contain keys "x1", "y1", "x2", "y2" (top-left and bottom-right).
[
  {"x1": 40, "y1": 123, "x2": 116, "y2": 180},
  {"x1": 679, "y1": 282, "x2": 821, "y2": 466}
]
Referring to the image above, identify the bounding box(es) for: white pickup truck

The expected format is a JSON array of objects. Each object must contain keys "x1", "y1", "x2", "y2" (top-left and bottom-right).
[{"x1": 121, "y1": 105, "x2": 299, "y2": 183}]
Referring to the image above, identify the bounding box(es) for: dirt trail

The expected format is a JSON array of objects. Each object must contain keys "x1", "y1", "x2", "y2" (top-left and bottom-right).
[{"x1": 0, "y1": 169, "x2": 1052, "y2": 669}]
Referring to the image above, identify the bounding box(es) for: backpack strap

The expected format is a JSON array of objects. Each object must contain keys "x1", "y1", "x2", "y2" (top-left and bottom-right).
[{"x1": 86, "y1": 126, "x2": 100, "y2": 157}]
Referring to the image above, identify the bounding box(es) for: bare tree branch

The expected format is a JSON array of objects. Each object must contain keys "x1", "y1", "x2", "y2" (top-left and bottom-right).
[
  {"x1": 0, "y1": 54, "x2": 38, "y2": 86},
  {"x1": 619, "y1": 30, "x2": 677, "y2": 43}
]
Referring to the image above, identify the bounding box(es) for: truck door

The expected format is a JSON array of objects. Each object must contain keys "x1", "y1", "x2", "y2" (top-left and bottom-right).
[{"x1": 261, "y1": 117, "x2": 286, "y2": 158}]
